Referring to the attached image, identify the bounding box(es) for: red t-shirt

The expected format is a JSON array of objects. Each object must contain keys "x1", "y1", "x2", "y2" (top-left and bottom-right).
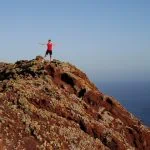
[{"x1": 47, "y1": 42, "x2": 53, "y2": 51}]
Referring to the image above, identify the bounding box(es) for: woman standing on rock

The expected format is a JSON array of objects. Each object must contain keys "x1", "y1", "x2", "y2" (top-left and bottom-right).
[{"x1": 39, "y1": 39, "x2": 54, "y2": 62}]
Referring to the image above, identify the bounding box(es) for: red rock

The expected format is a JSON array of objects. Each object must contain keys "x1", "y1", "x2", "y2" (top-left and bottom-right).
[{"x1": 0, "y1": 56, "x2": 149, "y2": 150}]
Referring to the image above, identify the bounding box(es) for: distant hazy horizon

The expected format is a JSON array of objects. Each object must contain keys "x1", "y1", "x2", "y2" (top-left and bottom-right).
[{"x1": 0, "y1": 0, "x2": 150, "y2": 82}]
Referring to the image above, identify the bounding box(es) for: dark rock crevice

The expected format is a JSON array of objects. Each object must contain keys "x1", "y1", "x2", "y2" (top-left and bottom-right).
[
  {"x1": 106, "y1": 97, "x2": 113, "y2": 106},
  {"x1": 79, "y1": 120, "x2": 87, "y2": 133},
  {"x1": 78, "y1": 88, "x2": 86, "y2": 98},
  {"x1": 61, "y1": 73, "x2": 75, "y2": 87}
]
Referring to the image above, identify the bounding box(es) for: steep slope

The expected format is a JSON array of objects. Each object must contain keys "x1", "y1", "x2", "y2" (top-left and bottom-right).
[{"x1": 0, "y1": 56, "x2": 149, "y2": 150}]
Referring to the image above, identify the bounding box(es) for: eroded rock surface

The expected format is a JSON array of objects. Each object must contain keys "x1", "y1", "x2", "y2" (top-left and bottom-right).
[{"x1": 0, "y1": 56, "x2": 150, "y2": 150}]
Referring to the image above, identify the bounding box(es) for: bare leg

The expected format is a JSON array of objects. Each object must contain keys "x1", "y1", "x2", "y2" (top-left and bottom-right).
[
  {"x1": 44, "y1": 51, "x2": 47, "y2": 58},
  {"x1": 50, "y1": 54, "x2": 52, "y2": 62}
]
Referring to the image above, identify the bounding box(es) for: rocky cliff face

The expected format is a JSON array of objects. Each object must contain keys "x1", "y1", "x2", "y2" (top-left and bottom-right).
[{"x1": 0, "y1": 56, "x2": 150, "y2": 150}]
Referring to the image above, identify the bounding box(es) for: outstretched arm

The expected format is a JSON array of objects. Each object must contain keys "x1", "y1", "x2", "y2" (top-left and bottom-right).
[{"x1": 38, "y1": 43, "x2": 46, "y2": 46}]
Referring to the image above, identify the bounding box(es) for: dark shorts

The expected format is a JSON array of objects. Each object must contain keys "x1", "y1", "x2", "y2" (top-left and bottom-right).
[{"x1": 46, "y1": 50, "x2": 52, "y2": 55}]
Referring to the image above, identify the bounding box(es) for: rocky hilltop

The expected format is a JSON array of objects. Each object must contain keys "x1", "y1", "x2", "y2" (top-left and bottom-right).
[{"x1": 0, "y1": 56, "x2": 150, "y2": 150}]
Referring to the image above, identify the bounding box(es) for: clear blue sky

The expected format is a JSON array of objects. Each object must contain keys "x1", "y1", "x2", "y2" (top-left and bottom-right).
[{"x1": 0, "y1": 0, "x2": 150, "y2": 82}]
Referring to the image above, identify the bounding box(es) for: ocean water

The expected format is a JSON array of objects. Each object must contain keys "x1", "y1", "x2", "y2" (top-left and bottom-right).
[{"x1": 96, "y1": 81, "x2": 150, "y2": 126}]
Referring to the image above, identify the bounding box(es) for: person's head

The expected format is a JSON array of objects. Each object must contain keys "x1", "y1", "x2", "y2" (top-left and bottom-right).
[{"x1": 48, "y1": 39, "x2": 51, "y2": 43}]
